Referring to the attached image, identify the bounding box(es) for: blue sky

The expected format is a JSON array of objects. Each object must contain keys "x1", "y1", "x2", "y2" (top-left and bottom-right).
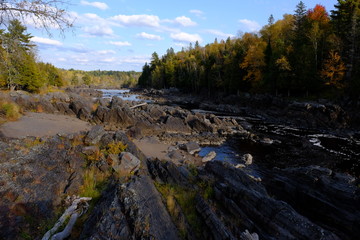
[{"x1": 28, "y1": 0, "x2": 338, "y2": 71}]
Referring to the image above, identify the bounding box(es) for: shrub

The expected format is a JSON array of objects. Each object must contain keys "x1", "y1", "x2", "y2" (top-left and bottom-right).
[{"x1": 0, "y1": 101, "x2": 21, "y2": 121}]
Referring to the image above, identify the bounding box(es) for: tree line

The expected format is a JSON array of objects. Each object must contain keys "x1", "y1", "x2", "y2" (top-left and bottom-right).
[
  {"x1": 0, "y1": 20, "x2": 140, "y2": 92},
  {"x1": 138, "y1": 0, "x2": 360, "y2": 98}
]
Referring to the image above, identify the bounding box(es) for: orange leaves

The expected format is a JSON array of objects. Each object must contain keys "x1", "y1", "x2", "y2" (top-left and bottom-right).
[
  {"x1": 321, "y1": 51, "x2": 346, "y2": 89},
  {"x1": 307, "y1": 4, "x2": 330, "y2": 24}
]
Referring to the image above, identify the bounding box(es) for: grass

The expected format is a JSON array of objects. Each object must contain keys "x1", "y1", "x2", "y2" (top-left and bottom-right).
[
  {"x1": 154, "y1": 182, "x2": 204, "y2": 238},
  {"x1": 24, "y1": 137, "x2": 43, "y2": 148},
  {"x1": 79, "y1": 166, "x2": 109, "y2": 199},
  {"x1": 0, "y1": 100, "x2": 22, "y2": 121}
]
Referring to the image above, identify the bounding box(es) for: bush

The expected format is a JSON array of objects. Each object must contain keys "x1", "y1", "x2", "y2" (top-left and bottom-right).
[{"x1": 0, "y1": 101, "x2": 21, "y2": 121}]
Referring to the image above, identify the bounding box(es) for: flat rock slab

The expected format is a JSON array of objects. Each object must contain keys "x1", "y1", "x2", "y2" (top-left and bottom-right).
[{"x1": 0, "y1": 112, "x2": 91, "y2": 138}]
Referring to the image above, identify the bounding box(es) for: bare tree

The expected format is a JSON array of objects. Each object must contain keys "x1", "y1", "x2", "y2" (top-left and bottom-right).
[{"x1": 0, "y1": 0, "x2": 74, "y2": 35}]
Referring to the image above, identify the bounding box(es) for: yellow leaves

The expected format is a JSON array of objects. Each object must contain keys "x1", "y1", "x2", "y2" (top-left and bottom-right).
[
  {"x1": 320, "y1": 51, "x2": 346, "y2": 89},
  {"x1": 275, "y1": 56, "x2": 292, "y2": 71},
  {"x1": 240, "y1": 41, "x2": 266, "y2": 84}
]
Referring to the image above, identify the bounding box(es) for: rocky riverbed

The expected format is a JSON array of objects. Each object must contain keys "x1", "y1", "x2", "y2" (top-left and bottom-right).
[{"x1": 0, "y1": 87, "x2": 358, "y2": 239}]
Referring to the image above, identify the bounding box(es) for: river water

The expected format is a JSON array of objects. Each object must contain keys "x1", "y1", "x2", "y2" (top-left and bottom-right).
[{"x1": 98, "y1": 89, "x2": 360, "y2": 177}]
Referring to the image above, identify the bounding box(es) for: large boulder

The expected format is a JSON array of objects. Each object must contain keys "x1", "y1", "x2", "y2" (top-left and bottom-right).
[
  {"x1": 84, "y1": 125, "x2": 106, "y2": 145},
  {"x1": 163, "y1": 116, "x2": 191, "y2": 134}
]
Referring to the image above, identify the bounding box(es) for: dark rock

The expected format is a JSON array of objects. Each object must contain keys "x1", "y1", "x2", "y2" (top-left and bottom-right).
[
  {"x1": 164, "y1": 116, "x2": 191, "y2": 134},
  {"x1": 103, "y1": 106, "x2": 135, "y2": 127},
  {"x1": 93, "y1": 106, "x2": 109, "y2": 123},
  {"x1": 147, "y1": 158, "x2": 191, "y2": 186},
  {"x1": 186, "y1": 114, "x2": 214, "y2": 133},
  {"x1": 54, "y1": 102, "x2": 74, "y2": 115},
  {"x1": 69, "y1": 99, "x2": 92, "y2": 120},
  {"x1": 126, "y1": 126, "x2": 142, "y2": 139},
  {"x1": 85, "y1": 125, "x2": 106, "y2": 145},
  {"x1": 119, "y1": 175, "x2": 180, "y2": 239},
  {"x1": 80, "y1": 184, "x2": 131, "y2": 240},
  {"x1": 204, "y1": 161, "x2": 341, "y2": 240},
  {"x1": 195, "y1": 195, "x2": 237, "y2": 240},
  {"x1": 263, "y1": 166, "x2": 360, "y2": 240}
]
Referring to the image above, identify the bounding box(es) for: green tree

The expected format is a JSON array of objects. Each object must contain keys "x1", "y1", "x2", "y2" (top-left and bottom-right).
[
  {"x1": 331, "y1": 0, "x2": 360, "y2": 88},
  {"x1": 0, "y1": 20, "x2": 42, "y2": 91}
]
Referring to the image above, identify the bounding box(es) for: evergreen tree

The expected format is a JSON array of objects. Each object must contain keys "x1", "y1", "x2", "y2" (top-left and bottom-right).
[{"x1": 331, "y1": 0, "x2": 360, "y2": 89}]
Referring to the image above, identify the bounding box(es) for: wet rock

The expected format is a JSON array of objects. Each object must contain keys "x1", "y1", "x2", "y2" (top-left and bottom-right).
[
  {"x1": 85, "y1": 125, "x2": 106, "y2": 145},
  {"x1": 202, "y1": 151, "x2": 216, "y2": 163}
]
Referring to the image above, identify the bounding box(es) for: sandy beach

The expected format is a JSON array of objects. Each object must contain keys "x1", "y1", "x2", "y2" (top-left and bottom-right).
[{"x1": 0, "y1": 112, "x2": 92, "y2": 138}]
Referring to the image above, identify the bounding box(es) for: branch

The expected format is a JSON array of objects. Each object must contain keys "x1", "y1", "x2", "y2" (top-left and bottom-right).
[{"x1": 42, "y1": 196, "x2": 92, "y2": 240}]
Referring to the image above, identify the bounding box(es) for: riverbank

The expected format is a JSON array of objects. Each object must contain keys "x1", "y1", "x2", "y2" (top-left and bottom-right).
[{"x1": 0, "y1": 87, "x2": 358, "y2": 239}]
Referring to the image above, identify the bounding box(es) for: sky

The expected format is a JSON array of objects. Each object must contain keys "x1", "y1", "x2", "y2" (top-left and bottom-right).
[{"x1": 28, "y1": 0, "x2": 338, "y2": 72}]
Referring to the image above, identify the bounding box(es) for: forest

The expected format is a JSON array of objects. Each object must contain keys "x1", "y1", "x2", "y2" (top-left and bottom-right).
[
  {"x1": 0, "y1": 20, "x2": 140, "y2": 92},
  {"x1": 138, "y1": 1, "x2": 360, "y2": 98}
]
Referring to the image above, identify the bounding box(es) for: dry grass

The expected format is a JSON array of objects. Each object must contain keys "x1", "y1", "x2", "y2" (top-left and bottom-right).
[{"x1": 0, "y1": 100, "x2": 22, "y2": 121}]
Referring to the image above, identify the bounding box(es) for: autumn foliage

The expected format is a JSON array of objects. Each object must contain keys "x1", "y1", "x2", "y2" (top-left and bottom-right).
[{"x1": 139, "y1": 1, "x2": 360, "y2": 98}]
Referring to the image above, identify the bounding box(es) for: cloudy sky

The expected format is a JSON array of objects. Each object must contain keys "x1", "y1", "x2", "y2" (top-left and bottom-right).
[{"x1": 29, "y1": 0, "x2": 337, "y2": 71}]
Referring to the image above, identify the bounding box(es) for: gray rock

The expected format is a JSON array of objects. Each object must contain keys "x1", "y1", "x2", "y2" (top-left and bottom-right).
[
  {"x1": 85, "y1": 125, "x2": 106, "y2": 145},
  {"x1": 82, "y1": 146, "x2": 99, "y2": 155},
  {"x1": 112, "y1": 152, "x2": 140, "y2": 176},
  {"x1": 242, "y1": 153, "x2": 253, "y2": 165},
  {"x1": 182, "y1": 141, "x2": 201, "y2": 155},
  {"x1": 164, "y1": 116, "x2": 191, "y2": 134},
  {"x1": 202, "y1": 151, "x2": 216, "y2": 162},
  {"x1": 167, "y1": 150, "x2": 183, "y2": 160}
]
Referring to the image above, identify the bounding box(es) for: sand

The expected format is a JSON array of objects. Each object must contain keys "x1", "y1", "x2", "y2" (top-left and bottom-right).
[{"x1": 0, "y1": 112, "x2": 92, "y2": 138}]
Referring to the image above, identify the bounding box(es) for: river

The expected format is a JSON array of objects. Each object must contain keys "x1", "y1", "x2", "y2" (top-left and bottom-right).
[{"x1": 98, "y1": 89, "x2": 359, "y2": 177}]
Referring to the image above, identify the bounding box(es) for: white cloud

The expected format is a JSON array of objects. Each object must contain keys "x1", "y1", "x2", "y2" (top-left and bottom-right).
[
  {"x1": 100, "y1": 57, "x2": 117, "y2": 63},
  {"x1": 31, "y1": 36, "x2": 63, "y2": 46},
  {"x1": 110, "y1": 14, "x2": 161, "y2": 28},
  {"x1": 205, "y1": 29, "x2": 235, "y2": 39},
  {"x1": 170, "y1": 32, "x2": 202, "y2": 43},
  {"x1": 136, "y1": 32, "x2": 162, "y2": 40},
  {"x1": 108, "y1": 41, "x2": 132, "y2": 47},
  {"x1": 80, "y1": 1, "x2": 109, "y2": 10},
  {"x1": 97, "y1": 50, "x2": 116, "y2": 55},
  {"x1": 189, "y1": 9, "x2": 205, "y2": 19},
  {"x1": 174, "y1": 16, "x2": 197, "y2": 27},
  {"x1": 238, "y1": 19, "x2": 261, "y2": 32},
  {"x1": 83, "y1": 25, "x2": 114, "y2": 36}
]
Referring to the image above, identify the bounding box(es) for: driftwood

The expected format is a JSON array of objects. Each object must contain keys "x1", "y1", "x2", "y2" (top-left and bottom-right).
[
  {"x1": 129, "y1": 102, "x2": 147, "y2": 109},
  {"x1": 42, "y1": 197, "x2": 92, "y2": 240}
]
